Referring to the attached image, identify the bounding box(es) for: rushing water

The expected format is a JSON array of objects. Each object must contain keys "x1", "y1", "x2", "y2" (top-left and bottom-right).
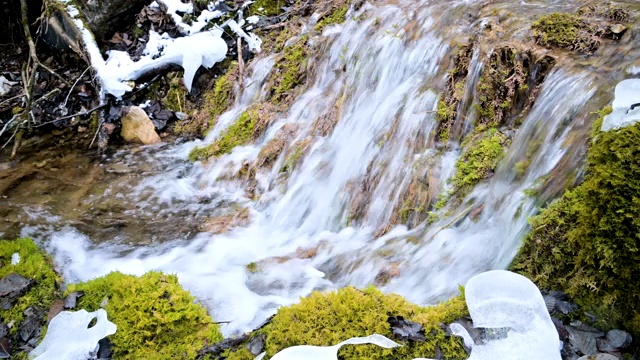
[{"x1": 8, "y1": 0, "x2": 637, "y2": 336}]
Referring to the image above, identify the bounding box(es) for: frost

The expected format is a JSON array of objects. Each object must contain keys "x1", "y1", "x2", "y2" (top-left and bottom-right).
[
  {"x1": 30, "y1": 309, "x2": 117, "y2": 360},
  {"x1": 461, "y1": 270, "x2": 561, "y2": 360},
  {"x1": 602, "y1": 79, "x2": 640, "y2": 131},
  {"x1": 253, "y1": 334, "x2": 401, "y2": 360}
]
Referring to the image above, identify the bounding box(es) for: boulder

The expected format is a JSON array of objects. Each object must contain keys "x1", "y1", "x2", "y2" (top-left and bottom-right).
[{"x1": 120, "y1": 106, "x2": 162, "y2": 145}]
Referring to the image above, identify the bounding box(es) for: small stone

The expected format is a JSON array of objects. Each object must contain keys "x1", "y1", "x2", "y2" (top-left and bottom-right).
[
  {"x1": 100, "y1": 297, "x2": 109, "y2": 308},
  {"x1": 247, "y1": 334, "x2": 266, "y2": 355},
  {"x1": 601, "y1": 329, "x2": 632, "y2": 350},
  {"x1": 387, "y1": 316, "x2": 426, "y2": 341},
  {"x1": 0, "y1": 323, "x2": 8, "y2": 338},
  {"x1": 175, "y1": 112, "x2": 189, "y2": 120},
  {"x1": 64, "y1": 291, "x2": 84, "y2": 309},
  {"x1": 610, "y1": 24, "x2": 627, "y2": 35},
  {"x1": 120, "y1": 106, "x2": 161, "y2": 145}
]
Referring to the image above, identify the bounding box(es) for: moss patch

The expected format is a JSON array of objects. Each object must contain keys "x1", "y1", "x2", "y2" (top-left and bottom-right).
[
  {"x1": 66, "y1": 271, "x2": 222, "y2": 359},
  {"x1": 0, "y1": 238, "x2": 59, "y2": 335},
  {"x1": 530, "y1": 11, "x2": 626, "y2": 54},
  {"x1": 247, "y1": 0, "x2": 285, "y2": 17},
  {"x1": 226, "y1": 287, "x2": 467, "y2": 359},
  {"x1": 315, "y1": 3, "x2": 349, "y2": 31},
  {"x1": 189, "y1": 108, "x2": 259, "y2": 161},
  {"x1": 270, "y1": 36, "x2": 309, "y2": 105},
  {"x1": 436, "y1": 43, "x2": 475, "y2": 143},
  {"x1": 512, "y1": 107, "x2": 640, "y2": 339},
  {"x1": 452, "y1": 129, "x2": 509, "y2": 198}
]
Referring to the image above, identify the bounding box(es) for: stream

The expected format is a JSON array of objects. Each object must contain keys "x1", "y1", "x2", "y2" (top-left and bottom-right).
[{"x1": 1, "y1": 0, "x2": 640, "y2": 337}]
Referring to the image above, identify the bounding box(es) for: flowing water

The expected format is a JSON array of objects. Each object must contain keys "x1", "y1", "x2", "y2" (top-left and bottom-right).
[{"x1": 3, "y1": 0, "x2": 640, "y2": 336}]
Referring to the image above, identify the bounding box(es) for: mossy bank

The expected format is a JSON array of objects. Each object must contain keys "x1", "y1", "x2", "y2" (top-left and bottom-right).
[{"x1": 222, "y1": 287, "x2": 468, "y2": 360}]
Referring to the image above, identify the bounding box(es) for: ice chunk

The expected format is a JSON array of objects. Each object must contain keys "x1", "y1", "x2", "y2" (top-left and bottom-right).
[
  {"x1": 253, "y1": 334, "x2": 401, "y2": 360},
  {"x1": 602, "y1": 79, "x2": 640, "y2": 131},
  {"x1": 464, "y1": 270, "x2": 561, "y2": 360},
  {"x1": 10, "y1": 252, "x2": 20, "y2": 265},
  {"x1": 227, "y1": 20, "x2": 262, "y2": 52},
  {"x1": 30, "y1": 309, "x2": 117, "y2": 360}
]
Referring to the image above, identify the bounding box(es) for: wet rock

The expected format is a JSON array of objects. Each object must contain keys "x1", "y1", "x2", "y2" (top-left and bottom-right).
[
  {"x1": 577, "y1": 354, "x2": 618, "y2": 360},
  {"x1": 120, "y1": 106, "x2": 161, "y2": 145},
  {"x1": 247, "y1": 334, "x2": 266, "y2": 355},
  {"x1": 567, "y1": 324, "x2": 600, "y2": 356},
  {"x1": 597, "y1": 329, "x2": 632, "y2": 351},
  {"x1": 387, "y1": 316, "x2": 426, "y2": 341},
  {"x1": 551, "y1": 317, "x2": 569, "y2": 341},
  {"x1": 0, "y1": 273, "x2": 33, "y2": 310},
  {"x1": 20, "y1": 306, "x2": 46, "y2": 346},
  {"x1": 0, "y1": 324, "x2": 7, "y2": 339},
  {"x1": 97, "y1": 337, "x2": 114, "y2": 359},
  {"x1": 198, "y1": 334, "x2": 250, "y2": 356},
  {"x1": 64, "y1": 291, "x2": 84, "y2": 309},
  {"x1": 0, "y1": 337, "x2": 10, "y2": 358}
]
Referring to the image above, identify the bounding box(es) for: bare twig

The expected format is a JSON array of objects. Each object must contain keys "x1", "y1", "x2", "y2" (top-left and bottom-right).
[
  {"x1": 237, "y1": 37, "x2": 244, "y2": 90},
  {"x1": 63, "y1": 66, "x2": 90, "y2": 109}
]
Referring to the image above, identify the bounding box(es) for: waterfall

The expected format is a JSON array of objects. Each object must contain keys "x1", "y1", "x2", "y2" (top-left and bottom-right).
[{"x1": 40, "y1": 0, "x2": 599, "y2": 336}]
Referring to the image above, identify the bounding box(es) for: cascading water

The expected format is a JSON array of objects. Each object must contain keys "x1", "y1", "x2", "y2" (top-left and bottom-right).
[{"x1": 25, "y1": 0, "x2": 605, "y2": 336}]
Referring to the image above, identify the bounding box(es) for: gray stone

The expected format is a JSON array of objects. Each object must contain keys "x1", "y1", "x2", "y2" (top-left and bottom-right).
[
  {"x1": 0, "y1": 273, "x2": 33, "y2": 310},
  {"x1": 247, "y1": 334, "x2": 266, "y2": 355},
  {"x1": 602, "y1": 329, "x2": 632, "y2": 350}
]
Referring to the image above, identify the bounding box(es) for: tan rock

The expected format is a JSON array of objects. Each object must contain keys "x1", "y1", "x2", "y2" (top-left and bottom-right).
[{"x1": 120, "y1": 106, "x2": 161, "y2": 145}]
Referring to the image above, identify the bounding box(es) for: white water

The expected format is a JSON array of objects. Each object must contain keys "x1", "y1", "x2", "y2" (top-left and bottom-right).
[{"x1": 36, "y1": 0, "x2": 597, "y2": 336}]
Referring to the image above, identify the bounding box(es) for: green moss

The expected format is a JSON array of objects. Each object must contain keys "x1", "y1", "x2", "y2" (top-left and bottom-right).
[
  {"x1": 512, "y1": 107, "x2": 640, "y2": 339},
  {"x1": 315, "y1": 3, "x2": 349, "y2": 31},
  {"x1": 189, "y1": 108, "x2": 259, "y2": 161},
  {"x1": 279, "y1": 141, "x2": 308, "y2": 173},
  {"x1": 246, "y1": 262, "x2": 260, "y2": 273},
  {"x1": 234, "y1": 287, "x2": 468, "y2": 359},
  {"x1": 452, "y1": 129, "x2": 508, "y2": 197},
  {"x1": 66, "y1": 271, "x2": 222, "y2": 359},
  {"x1": 532, "y1": 13, "x2": 599, "y2": 53},
  {"x1": 247, "y1": 0, "x2": 285, "y2": 17},
  {"x1": 163, "y1": 73, "x2": 188, "y2": 112},
  {"x1": 0, "y1": 238, "x2": 59, "y2": 335},
  {"x1": 205, "y1": 62, "x2": 238, "y2": 125},
  {"x1": 271, "y1": 36, "x2": 309, "y2": 104}
]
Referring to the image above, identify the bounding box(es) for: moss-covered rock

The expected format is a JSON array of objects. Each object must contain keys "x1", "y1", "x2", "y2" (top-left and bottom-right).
[
  {"x1": 0, "y1": 238, "x2": 59, "y2": 335},
  {"x1": 66, "y1": 271, "x2": 223, "y2": 359},
  {"x1": 315, "y1": 3, "x2": 349, "y2": 31},
  {"x1": 189, "y1": 108, "x2": 259, "y2": 161},
  {"x1": 512, "y1": 107, "x2": 640, "y2": 339},
  {"x1": 452, "y1": 128, "x2": 509, "y2": 198},
  {"x1": 225, "y1": 287, "x2": 468, "y2": 359},
  {"x1": 270, "y1": 36, "x2": 309, "y2": 105},
  {"x1": 247, "y1": 0, "x2": 286, "y2": 17}
]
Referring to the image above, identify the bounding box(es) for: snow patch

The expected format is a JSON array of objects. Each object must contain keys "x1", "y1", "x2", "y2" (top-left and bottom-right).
[
  {"x1": 602, "y1": 79, "x2": 640, "y2": 131},
  {"x1": 10, "y1": 252, "x2": 20, "y2": 265},
  {"x1": 31, "y1": 309, "x2": 117, "y2": 360}
]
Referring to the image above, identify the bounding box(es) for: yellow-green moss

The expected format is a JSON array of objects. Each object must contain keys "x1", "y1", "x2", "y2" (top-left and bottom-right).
[
  {"x1": 189, "y1": 108, "x2": 259, "y2": 161},
  {"x1": 66, "y1": 271, "x2": 222, "y2": 359},
  {"x1": 228, "y1": 287, "x2": 467, "y2": 359},
  {"x1": 0, "y1": 238, "x2": 59, "y2": 335},
  {"x1": 205, "y1": 62, "x2": 238, "y2": 126},
  {"x1": 271, "y1": 36, "x2": 309, "y2": 104},
  {"x1": 247, "y1": 0, "x2": 285, "y2": 17},
  {"x1": 315, "y1": 3, "x2": 349, "y2": 31},
  {"x1": 512, "y1": 107, "x2": 640, "y2": 340},
  {"x1": 452, "y1": 129, "x2": 509, "y2": 197}
]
